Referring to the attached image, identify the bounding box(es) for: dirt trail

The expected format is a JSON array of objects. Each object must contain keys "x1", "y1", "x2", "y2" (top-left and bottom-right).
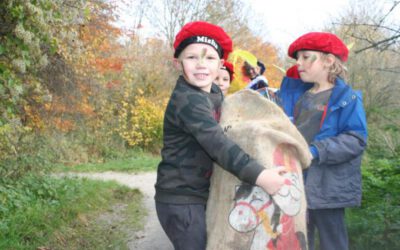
[{"x1": 66, "y1": 171, "x2": 173, "y2": 250}]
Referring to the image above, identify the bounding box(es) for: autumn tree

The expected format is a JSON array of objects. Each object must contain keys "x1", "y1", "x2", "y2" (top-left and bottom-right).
[
  {"x1": 330, "y1": 0, "x2": 400, "y2": 123},
  {"x1": 142, "y1": 0, "x2": 254, "y2": 46},
  {"x1": 0, "y1": 0, "x2": 87, "y2": 165},
  {"x1": 338, "y1": 0, "x2": 400, "y2": 55},
  {"x1": 326, "y1": 2, "x2": 400, "y2": 247},
  {"x1": 139, "y1": 0, "x2": 283, "y2": 90},
  {"x1": 332, "y1": 0, "x2": 400, "y2": 122},
  {"x1": 0, "y1": 0, "x2": 135, "y2": 167}
]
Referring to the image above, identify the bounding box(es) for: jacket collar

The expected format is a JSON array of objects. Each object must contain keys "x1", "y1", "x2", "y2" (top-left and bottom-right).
[
  {"x1": 282, "y1": 76, "x2": 357, "y2": 111},
  {"x1": 328, "y1": 78, "x2": 355, "y2": 111}
]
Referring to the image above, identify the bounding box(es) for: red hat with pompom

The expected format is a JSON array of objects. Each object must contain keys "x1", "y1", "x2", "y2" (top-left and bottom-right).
[
  {"x1": 222, "y1": 61, "x2": 234, "y2": 82},
  {"x1": 173, "y1": 21, "x2": 233, "y2": 60},
  {"x1": 286, "y1": 65, "x2": 300, "y2": 79},
  {"x1": 288, "y1": 32, "x2": 348, "y2": 62}
]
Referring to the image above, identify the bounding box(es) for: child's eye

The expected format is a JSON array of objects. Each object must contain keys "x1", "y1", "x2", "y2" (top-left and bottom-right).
[
  {"x1": 187, "y1": 55, "x2": 197, "y2": 59},
  {"x1": 206, "y1": 56, "x2": 217, "y2": 60}
]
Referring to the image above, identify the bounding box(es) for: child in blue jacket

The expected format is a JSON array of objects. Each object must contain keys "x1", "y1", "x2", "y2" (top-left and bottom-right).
[{"x1": 278, "y1": 32, "x2": 368, "y2": 250}]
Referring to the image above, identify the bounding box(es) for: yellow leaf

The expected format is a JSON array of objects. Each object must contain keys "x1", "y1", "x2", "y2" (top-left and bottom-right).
[
  {"x1": 229, "y1": 49, "x2": 257, "y2": 67},
  {"x1": 347, "y1": 42, "x2": 355, "y2": 51}
]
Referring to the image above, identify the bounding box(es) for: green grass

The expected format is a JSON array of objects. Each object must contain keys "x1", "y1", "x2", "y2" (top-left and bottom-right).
[
  {"x1": 0, "y1": 175, "x2": 145, "y2": 249},
  {"x1": 53, "y1": 151, "x2": 160, "y2": 173}
]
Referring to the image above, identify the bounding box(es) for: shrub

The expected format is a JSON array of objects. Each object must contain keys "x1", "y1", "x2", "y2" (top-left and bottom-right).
[
  {"x1": 347, "y1": 155, "x2": 400, "y2": 250},
  {"x1": 118, "y1": 91, "x2": 165, "y2": 151}
]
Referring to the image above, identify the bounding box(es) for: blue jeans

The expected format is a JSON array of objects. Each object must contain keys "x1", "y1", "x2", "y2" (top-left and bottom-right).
[
  {"x1": 307, "y1": 208, "x2": 348, "y2": 250},
  {"x1": 156, "y1": 202, "x2": 206, "y2": 250}
]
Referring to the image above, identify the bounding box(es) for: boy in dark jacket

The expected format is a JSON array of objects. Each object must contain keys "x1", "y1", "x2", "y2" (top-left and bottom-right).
[
  {"x1": 278, "y1": 32, "x2": 368, "y2": 250},
  {"x1": 155, "y1": 21, "x2": 286, "y2": 250}
]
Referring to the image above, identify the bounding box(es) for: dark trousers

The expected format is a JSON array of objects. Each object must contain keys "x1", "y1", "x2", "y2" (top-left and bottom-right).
[
  {"x1": 307, "y1": 208, "x2": 348, "y2": 250},
  {"x1": 156, "y1": 202, "x2": 206, "y2": 250}
]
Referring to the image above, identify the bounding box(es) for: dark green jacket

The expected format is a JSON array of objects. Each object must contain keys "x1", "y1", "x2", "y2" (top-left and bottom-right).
[{"x1": 155, "y1": 76, "x2": 265, "y2": 204}]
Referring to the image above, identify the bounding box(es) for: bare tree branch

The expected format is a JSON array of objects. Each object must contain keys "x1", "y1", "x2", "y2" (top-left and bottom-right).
[
  {"x1": 376, "y1": 1, "x2": 400, "y2": 30},
  {"x1": 354, "y1": 34, "x2": 400, "y2": 53}
]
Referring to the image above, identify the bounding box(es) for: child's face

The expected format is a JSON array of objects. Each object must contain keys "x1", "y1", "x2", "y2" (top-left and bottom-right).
[
  {"x1": 175, "y1": 43, "x2": 223, "y2": 92},
  {"x1": 296, "y1": 50, "x2": 330, "y2": 84},
  {"x1": 243, "y1": 63, "x2": 258, "y2": 78},
  {"x1": 215, "y1": 68, "x2": 230, "y2": 95}
]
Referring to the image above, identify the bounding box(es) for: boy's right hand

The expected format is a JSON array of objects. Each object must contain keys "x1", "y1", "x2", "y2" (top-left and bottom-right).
[{"x1": 255, "y1": 166, "x2": 287, "y2": 195}]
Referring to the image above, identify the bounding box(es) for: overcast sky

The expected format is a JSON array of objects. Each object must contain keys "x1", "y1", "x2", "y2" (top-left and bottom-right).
[
  {"x1": 116, "y1": 0, "x2": 350, "y2": 52},
  {"x1": 247, "y1": 0, "x2": 350, "y2": 52}
]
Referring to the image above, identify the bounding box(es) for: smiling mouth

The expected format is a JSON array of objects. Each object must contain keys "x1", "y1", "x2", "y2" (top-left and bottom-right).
[{"x1": 194, "y1": 73, "x2": 208, "y2": 80}]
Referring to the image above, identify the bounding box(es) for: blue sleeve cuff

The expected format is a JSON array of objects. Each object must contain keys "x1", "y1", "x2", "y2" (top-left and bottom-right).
[{"x1": 309, "y1": 145, "x2": 319, "y2": 159}]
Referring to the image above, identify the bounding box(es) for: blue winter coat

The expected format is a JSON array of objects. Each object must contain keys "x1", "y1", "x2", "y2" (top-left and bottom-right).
[{"x1": 278, "y1": 76, "x2": 368, "y2": 209}]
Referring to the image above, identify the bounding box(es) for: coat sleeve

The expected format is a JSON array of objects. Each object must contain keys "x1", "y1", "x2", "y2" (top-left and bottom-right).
[
  {"x1": 311, "y1": 131, "x2": 367, "y2": 165},
  {"x1": 177, "y1": 93, "x2": 265, "y2": 184},
  {"x1": 311, "y1": 93, "x2": 368, "y2": 166}
]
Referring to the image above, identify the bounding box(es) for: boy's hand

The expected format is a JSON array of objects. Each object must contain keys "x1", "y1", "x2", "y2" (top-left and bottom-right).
[{"x1": 255, "y1": 166, "x2": 287, "y2": 195}]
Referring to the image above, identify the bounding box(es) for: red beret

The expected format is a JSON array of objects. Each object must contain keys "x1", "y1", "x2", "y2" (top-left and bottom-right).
[
  {"x1": 286, "y1": 65, "x2": 300, "y2": 79},
  {"x1": 173, "y1": 21, "x2": 233, "y2": 60},
  {"x1": 288, "y1": 32, "x2": 348, "y2": 62},
  {"x1": 222, "y1": 61, "x2": 234, "y2": 82}
]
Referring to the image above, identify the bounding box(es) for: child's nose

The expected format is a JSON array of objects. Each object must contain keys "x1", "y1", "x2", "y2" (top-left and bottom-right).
[{"x1": 196, "y1": 59, "x2": 207, "y2": 67}]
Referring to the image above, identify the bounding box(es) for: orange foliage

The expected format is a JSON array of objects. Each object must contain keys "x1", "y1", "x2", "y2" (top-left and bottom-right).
[
  {"x1": 18, "y1": 1, "x2": 132, "y2": 135},
  {"x1": 106, "y1": 79, "x2": 121, "y2": 89},
  {"x1": 79, "y1": 102, "x2": 95, "y2": 116},
  {"x1": 42, "y1": 1, "x2": 126, "y2": 134},
  {"x1": 47, "y1": 96, "x2": 94, "y2": 116},
  {"x1": 78, "y1": 2, "x2": 125, "y2": 76},
  {"x1": 94, "y1": 57, "x2": 124, "y2": 72},
  {"x1": 52, "y1": 117, "x2": 75, "y2": 132},
  {"x1": 23, "y1": 105, "x2": 44, "y2": 130}
]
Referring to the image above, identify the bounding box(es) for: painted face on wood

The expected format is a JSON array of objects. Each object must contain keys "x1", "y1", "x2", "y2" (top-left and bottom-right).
[{"x1": 228, "y1": 144, "x2": 305, "y2": 250}]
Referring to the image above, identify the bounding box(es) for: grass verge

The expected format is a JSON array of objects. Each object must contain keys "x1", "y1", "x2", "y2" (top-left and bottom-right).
[
  {"x1": 53, "y1": 150, "x2": 160, "y2": 173},
  {"x1": 0, "y1": 175, "x2": 145, "y2": 249}
]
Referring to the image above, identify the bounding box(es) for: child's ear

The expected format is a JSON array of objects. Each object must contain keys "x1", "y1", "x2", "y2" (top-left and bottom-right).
[
  {"x1": 173, "y1": 58, "x2": 182, "y2": 71},
  {"x1": 325, "y1": 54, "x2": 336, "y2": 67}
]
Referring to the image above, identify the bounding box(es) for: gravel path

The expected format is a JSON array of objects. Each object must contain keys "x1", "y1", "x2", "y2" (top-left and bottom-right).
[{"x1": 65, "y1": 171, "x2": 173, "y2": 250}]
